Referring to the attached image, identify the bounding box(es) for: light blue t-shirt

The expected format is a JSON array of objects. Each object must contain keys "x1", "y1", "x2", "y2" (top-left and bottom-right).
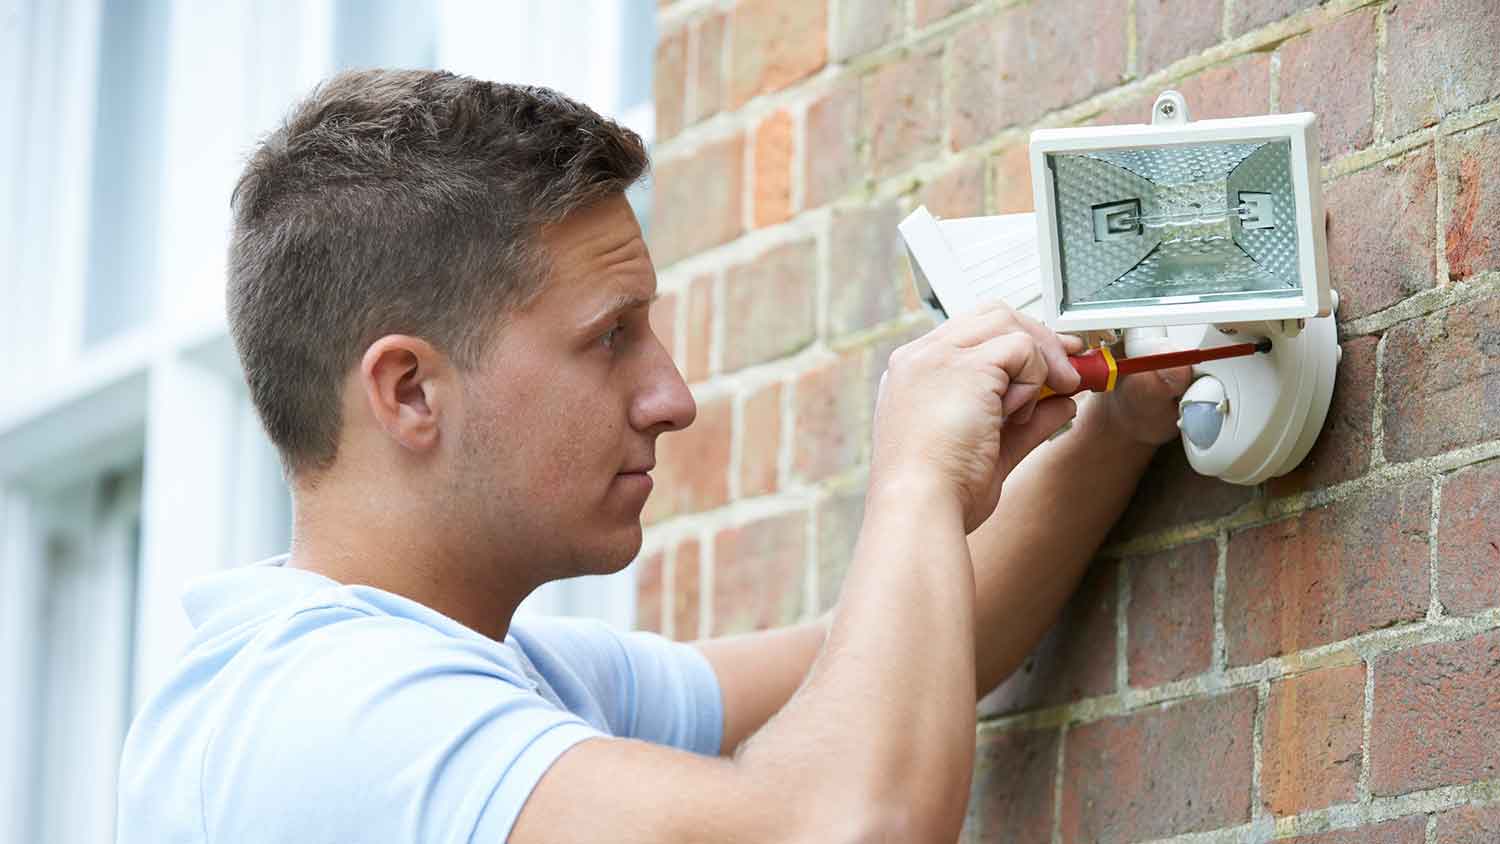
[{"x1": 116, "y1": 556, "x2": 723, "y2": 843}]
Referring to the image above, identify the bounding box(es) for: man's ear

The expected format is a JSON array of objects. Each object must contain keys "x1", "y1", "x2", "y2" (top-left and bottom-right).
[{"x1": 358, "y1": 335, "x2": 450, "y2": 454}]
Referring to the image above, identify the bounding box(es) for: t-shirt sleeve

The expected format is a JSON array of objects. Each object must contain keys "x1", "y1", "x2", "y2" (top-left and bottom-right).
[
  {"x1": 200, "y1": 607, "x2": 606, "y2": 844},
  {"x1": 513, "y1": 616, "x2": 724, "y2": 756}
]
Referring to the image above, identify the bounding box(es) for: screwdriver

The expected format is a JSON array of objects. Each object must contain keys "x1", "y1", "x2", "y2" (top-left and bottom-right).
[{"x1": 1037, "y1": 339, "x2": 1272, "y2": 399}]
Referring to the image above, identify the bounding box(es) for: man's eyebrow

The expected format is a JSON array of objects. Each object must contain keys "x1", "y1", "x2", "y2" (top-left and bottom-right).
[{"x1": 579, "y1": 291, "x2": 659, "y2": 334}]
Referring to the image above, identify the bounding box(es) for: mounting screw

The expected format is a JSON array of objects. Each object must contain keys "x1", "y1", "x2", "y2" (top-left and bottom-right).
[{"x1": 1159, "y1": 101, "x2": 1176, "y2": 118}]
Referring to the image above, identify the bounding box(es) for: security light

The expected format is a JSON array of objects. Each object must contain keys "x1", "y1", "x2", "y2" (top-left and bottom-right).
[{"x1": 897, "y1": 91, "x2": 1341, "y2": 485}]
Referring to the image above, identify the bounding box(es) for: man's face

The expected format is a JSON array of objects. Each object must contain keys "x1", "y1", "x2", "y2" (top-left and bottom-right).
[{"x1": 450, "y1": 195, "x2": 694, "y2": 580}]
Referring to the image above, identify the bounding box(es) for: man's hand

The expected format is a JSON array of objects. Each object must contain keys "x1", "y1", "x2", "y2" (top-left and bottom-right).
[
  {"x1": 871, "y1": 302, "x2": 1085, "y2": 532},
  {"x1": 1086, "y1": 359, "x2": 1193, "y2": 447}
]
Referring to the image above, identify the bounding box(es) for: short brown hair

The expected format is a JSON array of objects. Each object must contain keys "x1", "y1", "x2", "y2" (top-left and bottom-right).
[{"x1": 228, "y1": 69, "x2": 649, "y2": 476}]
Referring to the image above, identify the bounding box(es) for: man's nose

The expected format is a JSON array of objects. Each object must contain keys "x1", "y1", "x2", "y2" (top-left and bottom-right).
[{"x1": 632, "y1": 339, "x2": 697, "y2": 434}]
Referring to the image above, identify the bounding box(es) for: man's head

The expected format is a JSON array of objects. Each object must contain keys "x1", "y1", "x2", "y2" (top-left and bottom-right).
[{"x1": 228, "y1": 69, "x2": 694, "y2": 581}]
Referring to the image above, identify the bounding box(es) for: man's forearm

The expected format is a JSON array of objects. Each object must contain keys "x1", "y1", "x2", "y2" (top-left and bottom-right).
[{"x1": 967, "y1": 394, "x2": 1158, "y2": 695}]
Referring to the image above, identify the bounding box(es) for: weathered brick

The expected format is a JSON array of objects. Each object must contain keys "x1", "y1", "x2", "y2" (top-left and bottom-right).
[
  {"x1": 1109, "y1": 445, "x2": 1255, "y2": 544},
  {"x1": 682, "y1": 273, "x2": 715, "y2": 383},
  {"x1": 1435, "y1": 803, "x2": 1500, "y2": 843},
  {"x1": 1382, "y1": 295, "x2": 1500, "y2": 462},
  {"x1": 1321, "y1": 148, "x2": 1437, "y2": 319},
  {"x1": 861, "y1": 48, "x2": 943, "y2": 180},
  {"x1": 988, "y1": 144, "x2": 1033, "y2": 213},
  {"x1": 1444, "y1": 120, "x2": 1500, "y2": 281},
  {"x1": 919, "y1": 159, "x2": 985, "y2": 219},
  {"x1": 634, "y1": 547, "x2": 665, "y2": 633},
  {"x1": 1126, "y1": 541, "x2": 1216, "y2": 688},
  {"x1": 1224, "y1": 481, "x2": 1430, "y2": 666},
  {"x1": 712, "y1": 509, "x2": 808, "y2": 634},
  {"x1": 645, "y1": 395, "x2": 733, "y2": 522},
  {"x1": 1060, "y1": 689, "x2": 1256, "y2": 843},
  {"x1": 1371, "y1": 630, "x2": 1500, "y2": 796},
  {"x1": 980, "y1": 562, "x2": 1116, "y2": 717},
  {"x1": 915, "y1": 0, "x2": 975, "y2": 28},
  {"x1": 949, "y1": 0, "x2": 1127, "y2": 148},
  {"x1": 650, "y1": 135, "x2": 744, "y2": 266},
  {"x1": 654, "y1": 25, "x2": 687, "y2": 141},
  {"x1": 1261, "y1": 663, "x2": 1366, "y2": 816},
  {"x1": 721, "y1": 238, "x2": 817, "y2": 372},
  {"x1": 1384, "y1": 0, "x2": 1500, "y2": 138},
  {"x1": 687, "y1": 12, "x2": 726, "y2": 124},
  {"x1": 739, "y1": 380, "x2": 783, "y2": 498},
  {"x1": 673, "y1": 538, "x2": 702, "y2": 640},
  {"x1": 1172, "y1": 52, "x2": 1272, "y2": 120},
  {"x1": 1228, "y1": 0, "x2": 1322, "y2": 36},
  {"x1": 792, "y1": 350, "x2": 871, "y2": 483},
  {"x1": 752, "y1": 109, "x2": 795, "y2": 228},
  {"x1": 815, "y1": 483, "x2": 866, "y2": 613},
  {"x1": 728, "y1": 0, "x2": 827, "y2": 108},
  {"x1": 1279, "y1": 817, "x2": 1427, "y2": 844},
  {"x1": 831, "y1": 0, "x2": 904, "y2": 62},
  {"x1": 1137, "y1": 0, "x2": 1223, "y2": 75},
  {"x1": 1267, "y1": 335, "x2": 1378, "y2": 496},
  {"x1": 802, "y1": 80, "x2": 862, "y2": 209},
  {"x1": 1277, "y1": 8, "x2": 1377, "y2": 160},
  {"x1": 965, "y1": 728, "x2": 1058, "y2": 843},
  {"x1": 828, "y1": 202, "x2": 906, "y2": 337},
  {"x1": 1436, "y1": 459, "x2": 1500, "y2": 615}
]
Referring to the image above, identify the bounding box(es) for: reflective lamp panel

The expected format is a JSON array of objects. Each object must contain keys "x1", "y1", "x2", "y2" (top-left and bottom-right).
[{"x1": 1031, "y1": 111, "x2": 1331, "y2": 331}]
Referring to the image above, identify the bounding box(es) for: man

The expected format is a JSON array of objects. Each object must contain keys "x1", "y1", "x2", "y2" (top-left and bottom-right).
[{"x1": 117, "y1": 69, "x2": 1186, "y2": 842}]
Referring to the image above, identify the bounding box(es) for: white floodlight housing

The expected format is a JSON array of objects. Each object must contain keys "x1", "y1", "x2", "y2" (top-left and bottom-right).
[
  {"x1": 1031, "y1": 90, "x2": 1332, "y2": 333},
  {"x1": 896, "y1": 91, "x2": 1341, "y2": 486}
]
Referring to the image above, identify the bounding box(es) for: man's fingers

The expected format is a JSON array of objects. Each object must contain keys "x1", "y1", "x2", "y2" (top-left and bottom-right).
[
  {"x1": 940, "y1": 300, "x2": 1026, "y2": 348},
  {"x1": 972, "y1": 332, "x2": 1051, "y2": 400},
  {"x1": 1003, "y1": 396, "x2": 1078, "y2": 463}
]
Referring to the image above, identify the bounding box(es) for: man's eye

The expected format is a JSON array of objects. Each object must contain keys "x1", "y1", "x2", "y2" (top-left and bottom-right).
[{"x1": 601, "y1": 321, "x2": 624, "y2": 350}]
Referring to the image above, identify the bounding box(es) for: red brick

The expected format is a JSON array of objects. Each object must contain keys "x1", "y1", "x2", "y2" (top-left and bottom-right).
[
  {"x1": 1108, "y1": 445, "x2": 1255, "y2": 544},
  {"x1": 673, "y1": 538, "x2": 702, "y2": 640},
  {"x1": 831, "y1": 1, "x2": 904, "y2": 62},
  {"x1": 1224, "y1": 481, "x2": 1431, "y2": 666},
  {"x1": 828, "y1": 202, "x2": 906, "y2": 336},
  {"x1": 989, "y1": 145, "x2": 1033, "y2": 213},
  {"x1": 634, "y1": 547, "x2": 665, "y2": 633},
  {"x1": 1384, "y1": 0, "x2": 1500, "y2": 138},
  {"x1": 1276, "y1": 8, "x2": 1376, "y2": 160},
  {"x1": 650, "y1": 135, "x2": 744, "y2": 266},
  {"x1": 1436, "y1": 459, "x2": 1500, "y2": 615},
  {"x1": 1060, "y1": 689, "x2": 1255, "y2": 844},
  {"x1": 687, "y1": 13, "x2": 726, "y2": 125},
  {"x1": 1322, "y1": 148, "x2": 1437, "y2": 319},
  {"x1": 803, "y1": 80, "x2": 863, "y2": 209},
  {"x1": 1126, "y1": 541, "x2": 1215, "y2": 688},
  {"x1": 1279, "y1": 817, "x2": 1427, "y2": 844},
  {"x1": 752, "y1": 109, "x2": 794, "y2": 228},
  {"x1": 965, "y1": 728, "x2": 1058, "y2": 842},
  {"x1": 728, "y1": 0, "x2": 827, "y2": 108},
  {"x1": 682, "y1": 273, "x2": 714, "y2": 383},
  {"x1": 1136, "y1": 0, "x2": 1223, "y2": 75},
  {"x1": 919, "y1": 159, "x2": 985, "y2": 219},
  {"x1": 1444, "y1": 120, "x2": 1500, "y2": 282},
  {"x1": 814, "y1": 484, "x2": 866, "y2": 613},
  {"x1": 980, "y1": 562, "x2": 1117, "y2": 718},
  {"x1": 861, "y1": 48, "x2": 943, "y2": 180},
  {"x1": 738, "y1": 381, "x2": 783, "y2": 498},
  {"x1": 915, "y1": 0, "x2": 975, "y2": 28},
  {"x1": 712, "y1": 509, "x2": 808, "y2": 634},
  {"x1": 1267, "y1": 335, "x2": 1378, "y2": 495},
  {"x1": 1172, "y1": 52, "x2": 1272, "y2": 120},
  {"x1": 792, "y1": 351, "x2": 872, "y2": 483},
  {"x1": 949, "y1": 0, "x2": 1127, "y2": 149},
  {"x1": 1261, "y1": 663, "x2": 1366, "y2": 816},
  {"x1": 1371, "y1": 630, "x2": 1500, "y2": 796},
  {"x1": 654, "y1": 25, "x2": 687, "y2": 142},
  {"x1": 721, "y1": 238, "x2": 817, "y2": 372},
  {"x1": 1228, "y1": 0, "x2": 1321, "y2": 36},
  {"x1": 644, "y1": 395, "x2": 732, "y2": 522},
  {"x1": 1382, "y1": 295, "x2": 1500, "y2": 462},
  {"x1": 1435, "y1": 803, "x2": 1500, "y2": 843}
]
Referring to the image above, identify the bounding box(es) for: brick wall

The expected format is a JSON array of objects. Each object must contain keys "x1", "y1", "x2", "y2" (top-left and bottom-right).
[{"x1": 640, "y1": 0, "x2": 1500, "y2": 840}]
